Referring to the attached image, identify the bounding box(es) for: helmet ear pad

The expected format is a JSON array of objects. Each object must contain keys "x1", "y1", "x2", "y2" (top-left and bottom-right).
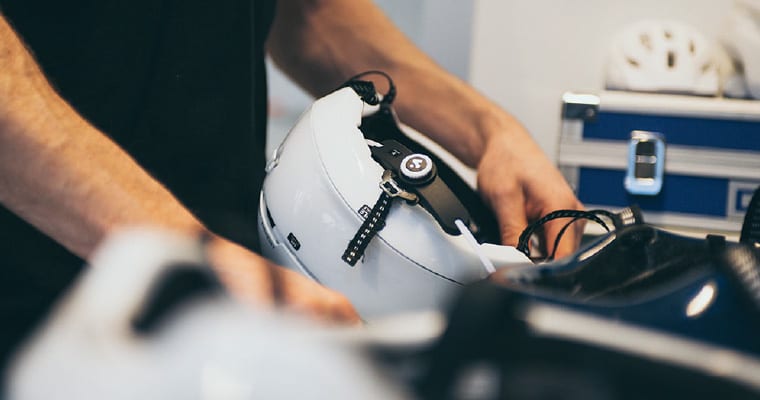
[{"x1": 359, "y1": 105, "x2": 502, "y2": 245}]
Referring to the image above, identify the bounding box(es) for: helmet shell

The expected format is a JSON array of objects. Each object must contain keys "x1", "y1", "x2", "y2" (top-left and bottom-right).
[
  {"x1": 9, "y1": 229, "x2": 402, "y2": 399},
  {"x1": 721, "y1": 0, "x2": 760, "y2": 99},
  {"x1": 258, "y1": 87, "x2": 529, "y2": 318}
]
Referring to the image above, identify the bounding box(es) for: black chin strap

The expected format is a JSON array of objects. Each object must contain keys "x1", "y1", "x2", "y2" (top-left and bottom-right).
[
  {"x1": 339, "y1": 71, "x2": 484, "y2": 266},
  {"x1": 341, "y1": 139, "x2": 478, "y2": 266},
  {"x1": 369, "y1": 140, "x2": 476, "y2": 236}
]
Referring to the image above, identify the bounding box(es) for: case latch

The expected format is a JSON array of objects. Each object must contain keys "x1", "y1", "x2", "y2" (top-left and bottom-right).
[
  {"x1": 625, "y1": 130, "x2": 665, "y2": 196},
  {"x1": 561, "y1": 92, "x2": 600, "y2": 121}
]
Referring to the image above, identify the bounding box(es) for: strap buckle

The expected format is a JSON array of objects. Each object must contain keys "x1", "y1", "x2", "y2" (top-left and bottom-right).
[{"x1": 379, "y1": 170, "x2": 418, "y2": 203}]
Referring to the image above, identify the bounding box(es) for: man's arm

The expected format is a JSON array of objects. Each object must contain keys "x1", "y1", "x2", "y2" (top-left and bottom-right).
[
  {"x1": 0, "y1": 15, "x2": 358, "y2": 322},
  {"x1": 268, "y1": 0, "x2": 584, "y2": 257}
]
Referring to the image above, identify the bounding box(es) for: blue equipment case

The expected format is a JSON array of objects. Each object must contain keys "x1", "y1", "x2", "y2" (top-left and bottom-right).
[{"x1": 559, "y1": 91, "x2": 760, "y2": 235}]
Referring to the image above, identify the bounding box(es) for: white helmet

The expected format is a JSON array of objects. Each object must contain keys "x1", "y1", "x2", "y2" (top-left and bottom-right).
[
  {"x1": 9, "y1": 229, "x2": 408, "y2": 400},
  {"x1": 720, "y1": 0, "x2": 760, "y2": 99},
  {"x1": 258, "y1": 74, "x2": 530, "y2": 319},
  {"x1": 605, "y1": 19, "x2": 735, "y2": 96}
]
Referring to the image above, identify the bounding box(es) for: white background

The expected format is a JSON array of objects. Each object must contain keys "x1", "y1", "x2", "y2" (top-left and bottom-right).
[
  {"x1": 266, "y1": 0, "x2": 475, "y2": 158},
  {"x1": 469, "y1": 0, "x2": 736, "y2": 162},
  {"x1": 268, "y1": 0, "x2": 739, "y2": 164}
]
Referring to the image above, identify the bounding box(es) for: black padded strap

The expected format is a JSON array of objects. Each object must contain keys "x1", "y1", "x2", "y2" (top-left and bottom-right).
[{"x1": 370, "y1": 139, "x2": 474, "y2": 235}]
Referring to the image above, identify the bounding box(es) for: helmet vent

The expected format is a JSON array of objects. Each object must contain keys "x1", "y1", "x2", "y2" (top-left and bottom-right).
[
  {"x1": 639, "y1": 34, "x2": 652, "y2": 50},
  {"x1": 606, "y1": 19, "x2": 725, "y2": 95}
]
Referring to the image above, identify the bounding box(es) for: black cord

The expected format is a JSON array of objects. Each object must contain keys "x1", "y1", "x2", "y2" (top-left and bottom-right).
[
  {"x1": 548, "y1": 216, "x2": 585, "y2": 261},
  {"x1": 518, "y1": 207, "x2": 645, "y2": 261},
  {"x1": 343, "y1": 70, "x2": 397, "y2": 105},
  {"x1": 589, "y1": 209, "x2": 618, "y2": 224},
  {"x1": 517, "y1": 209, "x2": 612, "y2": 259},
  {"x1": 342, "y1": 192, "x2": 394, "y2": 266},
  {"x1": 547, "y1": 209, "x2": 628, "y2": 260}
]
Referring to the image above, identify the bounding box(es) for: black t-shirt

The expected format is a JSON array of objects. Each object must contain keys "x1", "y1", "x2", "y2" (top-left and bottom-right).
[{"x1": 0, "y1": 0, "x2": 276, "y2": 368}]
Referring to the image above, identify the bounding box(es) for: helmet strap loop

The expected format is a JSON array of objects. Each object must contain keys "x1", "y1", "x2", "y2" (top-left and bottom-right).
[{"x1": 342, "y1": 188, "x2": 395, "y2": 266}]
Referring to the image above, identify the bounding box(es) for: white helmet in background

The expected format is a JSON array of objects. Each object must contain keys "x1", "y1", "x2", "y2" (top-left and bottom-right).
[
  {"x1": 605, "y1": 19, "x2": 737, "y2": 96},
  {"x1": 9, "y1": 229, "x2": 406, "y2": 400},
  {"x1": 258, "y1": 76, "x2": 530, "y2": 320},
  {"x1": 720, "y1": 0, "x2": 760, "y2": 99}
]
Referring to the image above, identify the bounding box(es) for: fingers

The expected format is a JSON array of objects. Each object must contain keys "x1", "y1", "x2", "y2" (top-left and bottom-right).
[
  {"x1": 491, "y1": 186, "x2": 528, "y2": 249},
  {"x1": 205, "y1": 237, "x2": 277, "y2": 306},
  {"x1": 529, "y1": 174, "x2": 586, "y2": 258},
  {"x1": 476, "y1": 155, "x2": 528, "y2": 248},
  {"x1": 206, "y1": 236, "x2": 361, "y2": 324},
  {"x1": 275, "y1": 266, "x2": 362, "y2": 325},
  {"x1": 477, "y1": 142, "x2": 585, "y2": 259}
]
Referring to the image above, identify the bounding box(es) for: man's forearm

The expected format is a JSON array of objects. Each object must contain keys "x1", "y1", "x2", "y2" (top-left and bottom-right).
[
  {"x1": 0, "y1": 16, "x2": 204, "y2": 259},
  {"x1": 267, "y1": 0, "x2": 523, "y2": 167}
]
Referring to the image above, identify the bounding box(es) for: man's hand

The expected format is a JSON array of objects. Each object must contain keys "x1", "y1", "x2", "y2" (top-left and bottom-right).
[
  {"x1": 268, "y1": 0, "x2": 585, "y2": 258},
  {"x1": 0, "y1": 14, "x2": 360, "y2": 326},
  {"x1": 476, "y1": 118, "x2": 585, "y2": 259},
  {"x1": 205, "y1": 236, "x2": 361, "y2": 324}
]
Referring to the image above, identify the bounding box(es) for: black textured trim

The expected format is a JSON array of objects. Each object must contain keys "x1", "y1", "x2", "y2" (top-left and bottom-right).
[{"x1": 741, "y1": 186, "x2": 760, "y2": 246}]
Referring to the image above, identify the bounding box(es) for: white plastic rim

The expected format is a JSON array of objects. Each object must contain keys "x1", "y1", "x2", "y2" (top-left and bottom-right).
[{"x1": 721, "y1": 1, "x2": 760, "y2": 99}]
